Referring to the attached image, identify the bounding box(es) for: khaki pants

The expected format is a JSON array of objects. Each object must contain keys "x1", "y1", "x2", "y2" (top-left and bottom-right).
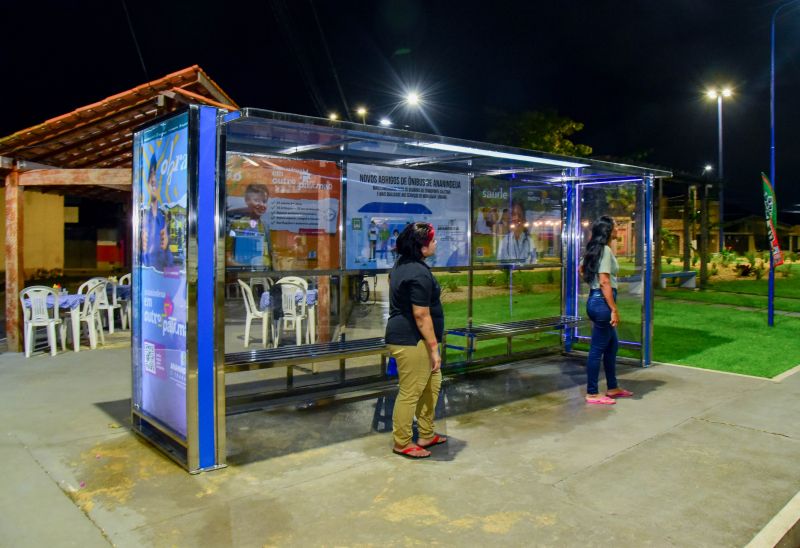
[{"x1": 388, "y1": 340, "x2": 442, "y2": 447}]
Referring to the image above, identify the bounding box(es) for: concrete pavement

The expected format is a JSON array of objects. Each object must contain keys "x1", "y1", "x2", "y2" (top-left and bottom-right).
[{"x1": 1, "y1": 332, "x2": 799, "y2": 547}]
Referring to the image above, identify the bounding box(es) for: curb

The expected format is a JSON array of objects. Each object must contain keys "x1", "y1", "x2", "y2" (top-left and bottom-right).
[{"x1": 745, "y1": 489, "x2": 800, "y2": 548}]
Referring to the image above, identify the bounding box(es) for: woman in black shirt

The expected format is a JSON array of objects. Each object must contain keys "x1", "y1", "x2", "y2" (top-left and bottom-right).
[{"x1": 386, "y1": 222, "x2": 447, "y2": 459}]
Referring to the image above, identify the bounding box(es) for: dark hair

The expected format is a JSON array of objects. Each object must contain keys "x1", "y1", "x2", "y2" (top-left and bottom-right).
[
  {"x1": 148, "y1": 155, "x2": 158, "y2": 179},
  {"x1": 511, "y1": 199, "x2": 528, "y2": 232},
  {"x1": 396, "y1": 222, "x2": 434, "y2": 262},
  {"x1": 582, "y1": 216, "x2": 615, "y2": 285},
  {"x1": 245, "y1": 183, "x2": 268, "y2": 198}
]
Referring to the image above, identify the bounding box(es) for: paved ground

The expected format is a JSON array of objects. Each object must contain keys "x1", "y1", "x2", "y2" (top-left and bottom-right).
[{"x1": 1, "y1": 332, "x2": 799, "y2": 547}]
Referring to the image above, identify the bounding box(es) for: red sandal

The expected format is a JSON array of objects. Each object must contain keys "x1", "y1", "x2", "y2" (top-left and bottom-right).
[
  {"x1": 393, "y1": 445, "x2": 431, "y2": 459},
  {"x1": 418, "y1": 434, "x2": 448, "y2": 448},
  {"x1": 585, "y1": 394, "x2": 616, "y2": 405},
  {"x1": 606, "y1": 389, "x2": 634, "y2": 398}
]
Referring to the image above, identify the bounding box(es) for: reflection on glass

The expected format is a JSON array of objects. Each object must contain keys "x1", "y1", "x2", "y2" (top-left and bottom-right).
[
  {"x1": 473, "y1": 177, "x2": 562, "y2": 265},
  {"x1": 577, "y1": 184, "x2": 643, "y2": 349}
]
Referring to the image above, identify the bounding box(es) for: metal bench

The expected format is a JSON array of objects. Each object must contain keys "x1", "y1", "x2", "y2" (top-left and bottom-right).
[
  {"x1": 443, "y1": 316, "x2": 581, "y2": 367},
  {"x1": 660, "y1": 270, "x2": 697, "y2": 289},
  {"x1": 225, "y1": 337, "x2": 389, "y2": 387}
]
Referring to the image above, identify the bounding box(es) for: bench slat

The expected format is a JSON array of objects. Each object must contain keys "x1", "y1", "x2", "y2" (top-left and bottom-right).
[
  {"x1": 225, "y1": 337, "x2": 387, "y2": 372},
  {"x1": 447, "y1": 315, "x2": 581, "y2": 340}
]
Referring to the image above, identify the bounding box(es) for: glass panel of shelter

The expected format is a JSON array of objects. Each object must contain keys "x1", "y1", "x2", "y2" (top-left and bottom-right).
[
  {"x1": 575, "y1": 182, "x2": 645, "y2": 356},
  {"x1": 221, "y1": 152, "x2": 575, "y2": 376}
]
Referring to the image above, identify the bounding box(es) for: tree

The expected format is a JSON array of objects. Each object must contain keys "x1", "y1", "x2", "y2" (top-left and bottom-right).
[{"x1": 486, "y1": 109, "x2": 593, "y2": 157}]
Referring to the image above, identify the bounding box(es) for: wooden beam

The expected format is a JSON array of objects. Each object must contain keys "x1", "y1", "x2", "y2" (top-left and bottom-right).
[
  {"x1": 19, "y1": 168, "x2": 131, "y2": 187},
  {"x1": 104, "y1": 154, "x2": 133, "y2": 169},
  {"x1": 5, "y1": 169, "x2": 24, "y2": 352},
  {"x1": 170, "y1": 87, "x2": 237, "y2": 111},
  {"x1": 30, "y1": 112, "x2": 150, "y2": 163},
  {"x1": 63, "y1": 139, "x2": 133, "y2": 168}
]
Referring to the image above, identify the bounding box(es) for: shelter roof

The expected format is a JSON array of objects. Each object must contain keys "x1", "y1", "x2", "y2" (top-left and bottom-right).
[
  {"x1": 224, "y1": 109, "x2": 672, "y2": 182},
  {"x1": 0, "y1": 66, "x2": 237, "y2": 172}
]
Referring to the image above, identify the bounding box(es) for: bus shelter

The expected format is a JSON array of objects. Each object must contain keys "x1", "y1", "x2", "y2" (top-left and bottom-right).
[{"x1": 130, "y1": 106, "x2": 670, "y2": 472}]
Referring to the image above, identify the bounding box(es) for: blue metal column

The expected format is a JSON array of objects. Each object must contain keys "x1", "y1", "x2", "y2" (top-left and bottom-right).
[
  {"x1": 194, "y1": 105, "x2": 222, "y2": 471},
  {"x1": 562, "y1": 169, "x2": 581, "y2": 351},
  {"x1": 641, "y1": 174, "x2": 655, "y2": 366}
]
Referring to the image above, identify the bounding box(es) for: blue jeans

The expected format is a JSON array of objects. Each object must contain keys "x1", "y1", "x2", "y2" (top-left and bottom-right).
[{"x1": 586, "y1": 288, "x2": 618, "y2": 395}]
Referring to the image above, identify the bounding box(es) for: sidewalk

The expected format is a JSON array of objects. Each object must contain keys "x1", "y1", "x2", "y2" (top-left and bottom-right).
[{"x1": 1, "y1": 334, "x2": 799, "y2": 546}]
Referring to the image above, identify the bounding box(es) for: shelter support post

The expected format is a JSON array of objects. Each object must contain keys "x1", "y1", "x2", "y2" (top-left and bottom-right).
[
  {"x1": 642, "y1": 174, "x2": 655, "y2": 366},
  {"x1": 562, "y1": 171, "x2": 581, "y2": 351},
  {"x1": 5, "y1": 169, "x2": 23, "y2": 352}
]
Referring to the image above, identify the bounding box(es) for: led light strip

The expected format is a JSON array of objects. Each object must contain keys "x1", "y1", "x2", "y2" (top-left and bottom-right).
[{"x1": 411, "y1": 142, "x2": 589, "y2": 168}]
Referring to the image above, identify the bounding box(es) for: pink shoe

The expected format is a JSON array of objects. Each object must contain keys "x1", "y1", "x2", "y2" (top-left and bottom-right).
[
  {"x1": 585, "y1": 395, "x2": 616, "y2": 405},
  {"x1": 606, "y1": 389, "x2": 634, "y2": 398}
]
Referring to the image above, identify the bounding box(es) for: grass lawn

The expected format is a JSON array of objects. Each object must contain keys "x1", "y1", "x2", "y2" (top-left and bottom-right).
[
  {"x1": 441, "y1": 286, "x2": 800, "y2": 378},
  {"x1": 656, "y1": 265, "x2": 800, "y2": 312},
  {"x1": 652, "y1": 299, "x2": 800, "y2": 378}
]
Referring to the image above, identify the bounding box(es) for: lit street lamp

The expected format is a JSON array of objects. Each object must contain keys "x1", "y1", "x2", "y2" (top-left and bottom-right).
[
  {"x1": 328, "y1": 112, "x2": 339, "y2": 121},
  {"x1": 706, "y1": 86, "x2": 732, "y2": 252},
  {"x1": 405, "y1": 92, "x2": 420, "y2": 107},
  {"x1": 356, "y1": 106, "x2": 367, "y2": 124},
  {"x1": 705, "y1": 87, "x2": 732, "y2": 179},
  {"x1": 379, "y1": 118, "x2": 392, "y2": 127}
]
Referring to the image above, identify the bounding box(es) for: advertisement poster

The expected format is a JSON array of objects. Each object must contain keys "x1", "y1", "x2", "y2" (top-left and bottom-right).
[
  {"x1": 345, "y1": 163, "x2": 469, "y2": 269},
  {"x1": 133, "y1": 113, "x2": 188, "y2": 438},
  {"x1": 225, "y1": 154, "x2": 341, "y2": 271},
  {"x1": 472, "y1": 177, "x2": 562, "y2": 265}
]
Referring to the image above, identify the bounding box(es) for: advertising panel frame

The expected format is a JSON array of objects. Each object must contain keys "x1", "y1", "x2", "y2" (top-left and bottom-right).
[{"x1": 131, "y1": 106, "x2": 225, "y2": 473}]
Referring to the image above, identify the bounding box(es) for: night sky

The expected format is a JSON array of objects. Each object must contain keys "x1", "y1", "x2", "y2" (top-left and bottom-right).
[{"x1": 4, "y1": 0, "x2": 800, "y2": 220}]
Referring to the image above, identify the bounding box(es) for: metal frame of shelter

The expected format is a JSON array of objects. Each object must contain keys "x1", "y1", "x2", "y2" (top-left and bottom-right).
[{"x1": 131, "y1": 106, "x2": 671, "y2": 472}]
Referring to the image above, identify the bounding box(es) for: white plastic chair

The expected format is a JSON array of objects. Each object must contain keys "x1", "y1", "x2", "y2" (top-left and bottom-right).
[
  {"x1": 19, "y1": 286, "x2": 66, "y2": 357},
  {"x1": 69, "y1": 282, "x2": 105, "y2": 351},
  {"x1": 238, "y1": 279, "x2": 270, "y2": 348},
  {"x1": 78, "y1": 278, "x2": 107, "y2": 336},
  {"x1": 249, "y1": 277, "x2": 272, "y2": 299},
  {"x1": 84, "y1": 276, "x2": 122, "y2": 334},
  {"x1": 118, "y1": 273, "x2": 131, "y2": 330},
  {"x1": 274, "y1": 278, "x2": 308, "y2": 347}
]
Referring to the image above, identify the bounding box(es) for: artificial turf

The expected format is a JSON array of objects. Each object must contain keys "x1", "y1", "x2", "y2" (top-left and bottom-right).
[{"x1": 440, "y1": 283, "x2": 800, "y2": 378}]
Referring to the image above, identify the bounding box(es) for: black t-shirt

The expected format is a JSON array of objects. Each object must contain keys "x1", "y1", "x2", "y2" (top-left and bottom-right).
[{"x1": 385, "y1": 259, "x2": 444, "y2": 345}]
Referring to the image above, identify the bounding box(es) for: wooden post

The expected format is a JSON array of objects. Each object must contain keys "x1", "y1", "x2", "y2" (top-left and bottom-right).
[
  {"x1": 5, "y1": 169, "x2": 24, "y2": 352},
  {"x1": 683, "y1": 185, "x2": 692, "y2": 272},
  {"x1": 700, "y1": 184, "x2": 710, "y2": 288}
]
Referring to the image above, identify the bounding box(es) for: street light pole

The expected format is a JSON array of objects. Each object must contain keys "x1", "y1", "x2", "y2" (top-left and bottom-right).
[
  {"x1": 706, "y1": 87, "x2": 731, "y2": 252},
  {"x1": 768, "y1": 0, "x2": 800, "y2": 327},
  {"x1": 716, "y1": 94, "x2": 724, "y2": 180}
]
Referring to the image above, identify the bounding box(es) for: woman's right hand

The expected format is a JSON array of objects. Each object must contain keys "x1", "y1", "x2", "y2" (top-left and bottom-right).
[
  {"x1": 611, "y1": 309, "x2": 620, "y2": 327},
  {"x1": 429, "y1": 347, "x2": 441, "y2": 372}
]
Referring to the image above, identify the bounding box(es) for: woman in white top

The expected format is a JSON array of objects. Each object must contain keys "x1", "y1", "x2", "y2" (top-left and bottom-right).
[{"x1": 579, "y1": 216, "x2": 633, "y2": 405}]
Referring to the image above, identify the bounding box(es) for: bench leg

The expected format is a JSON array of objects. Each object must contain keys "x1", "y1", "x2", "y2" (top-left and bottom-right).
[
  {"x1": 660, "y1": 278, "x2": 667, "y2": 289},
  {"x1": 339, "y1": 358, "x2": 346, "y2": 382},
  {"x1": 507, "y1": 336, "x2": 512, "y2": 356},
  {"x1": 682, "y1": 276, "x2": 697, "y2": 289},
  {"x1": 287, "y1": 366, "x2": 294, "y2": 388}
]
